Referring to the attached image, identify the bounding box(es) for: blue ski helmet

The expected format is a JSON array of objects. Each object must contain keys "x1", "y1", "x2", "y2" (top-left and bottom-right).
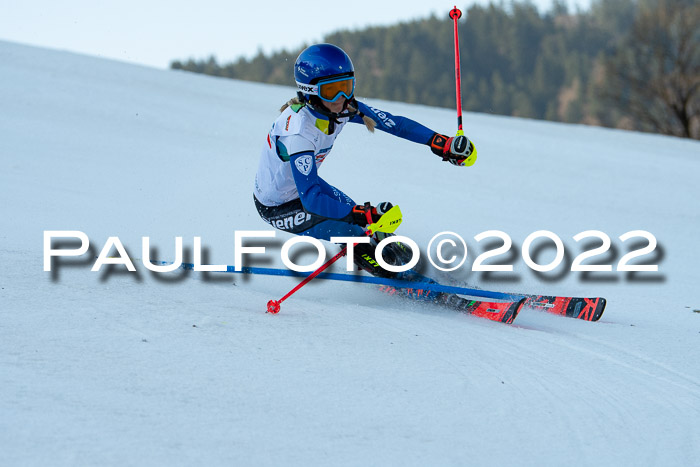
[{"x1": 294, "y1": 44, "x2": 355, "y2": 103}]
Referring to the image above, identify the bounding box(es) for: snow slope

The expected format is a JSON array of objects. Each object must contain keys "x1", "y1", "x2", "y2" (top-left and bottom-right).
[{"x1": 1, "y1": 40, "x2": 700, "y2": 466}]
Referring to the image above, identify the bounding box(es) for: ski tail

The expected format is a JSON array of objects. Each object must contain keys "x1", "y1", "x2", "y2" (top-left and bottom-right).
[{"x1": 524, "y1": 295, "x2": 606, "y2": 321}]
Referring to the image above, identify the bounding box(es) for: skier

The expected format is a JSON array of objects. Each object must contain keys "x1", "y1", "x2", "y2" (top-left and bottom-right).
[{"x1": 253, "y1": 43, "x2": 476, "y2": 278}]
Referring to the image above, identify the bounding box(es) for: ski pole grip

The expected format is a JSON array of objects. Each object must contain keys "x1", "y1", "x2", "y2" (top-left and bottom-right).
[{"x1": 363, "y1": 201, "x2": 374, "y2": 226}]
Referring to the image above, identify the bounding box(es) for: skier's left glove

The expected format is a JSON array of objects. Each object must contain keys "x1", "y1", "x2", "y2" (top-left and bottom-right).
[{"x1": 429, "y1": 133, "x2": 477, "y2": 166}]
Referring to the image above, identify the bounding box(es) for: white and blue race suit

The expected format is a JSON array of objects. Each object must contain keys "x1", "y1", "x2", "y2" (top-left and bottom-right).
[{"x1": 253, "y1": 100, "x2": 436, "y2": 241}]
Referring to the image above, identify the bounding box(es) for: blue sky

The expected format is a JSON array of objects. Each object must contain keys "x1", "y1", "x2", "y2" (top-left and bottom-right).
[{"x1": 1, "y1": 0, "x2": 592, "y2": 69}]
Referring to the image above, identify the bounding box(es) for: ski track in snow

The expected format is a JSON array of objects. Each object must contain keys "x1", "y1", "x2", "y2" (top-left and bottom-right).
[{"x1": 1, "y1": 40, "x2": 700, "y2": 466}]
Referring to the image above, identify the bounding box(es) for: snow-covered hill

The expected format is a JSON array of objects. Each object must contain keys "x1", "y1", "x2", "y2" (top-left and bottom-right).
[{"x1": 1, "y1": 40, "x2": 699, "y2": 466}]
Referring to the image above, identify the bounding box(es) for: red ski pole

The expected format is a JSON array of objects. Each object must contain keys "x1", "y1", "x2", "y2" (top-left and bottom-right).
[
  {"x1": 266, "y1": 205, "x2": 403, "y2": 314},
  {"x1": 449, "y1": 6, "x2": 476, "y2": 166},
  {"x1": 449, "y1": 6, "x2": 464, "y2": 137},
  {"x1": 266, "y1": 245, "x2": 349, "y2": 314}
]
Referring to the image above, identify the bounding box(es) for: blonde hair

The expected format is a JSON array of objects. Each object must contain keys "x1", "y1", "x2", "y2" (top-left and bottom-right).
[{"x1": 280, "y1": 97, "x2": 376, "y2": 133}]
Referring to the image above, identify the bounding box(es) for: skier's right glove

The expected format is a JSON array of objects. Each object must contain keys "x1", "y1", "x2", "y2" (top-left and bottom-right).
[
  {"x1": 429, "y1": 132, "x2": 477, "y2": 166},
  {"x1": 350, "y1": 202, "x2": 394, "y2": 227}
]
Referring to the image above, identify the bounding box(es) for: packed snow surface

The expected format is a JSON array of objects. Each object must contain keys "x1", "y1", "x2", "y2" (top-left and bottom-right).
[{"x1": 1, "y1": 40, "x2": 699, "y2": 466}]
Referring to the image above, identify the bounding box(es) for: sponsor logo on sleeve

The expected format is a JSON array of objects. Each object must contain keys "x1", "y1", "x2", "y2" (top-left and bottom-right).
[{"x1": 369, "y1": 107, "x2": 396, "y2": 128}]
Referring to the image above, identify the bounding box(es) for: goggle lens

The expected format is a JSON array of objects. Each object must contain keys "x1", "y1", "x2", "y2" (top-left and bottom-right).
[{"x1": 318, "y1": 77, "x2": 354, "y2": 102}]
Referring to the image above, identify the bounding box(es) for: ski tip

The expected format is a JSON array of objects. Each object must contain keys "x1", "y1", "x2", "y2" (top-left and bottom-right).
[
  {"x1": 576, "y1": 297, "x2": 607, "y2": 321},
  {"x1": 591, "y1": 297, "x2": 607, "y2": 321}
]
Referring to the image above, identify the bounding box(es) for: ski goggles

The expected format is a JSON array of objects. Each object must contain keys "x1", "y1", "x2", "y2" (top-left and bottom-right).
[{"x1": 296, "y1": 76, "x2": 355, "y2": 103}]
